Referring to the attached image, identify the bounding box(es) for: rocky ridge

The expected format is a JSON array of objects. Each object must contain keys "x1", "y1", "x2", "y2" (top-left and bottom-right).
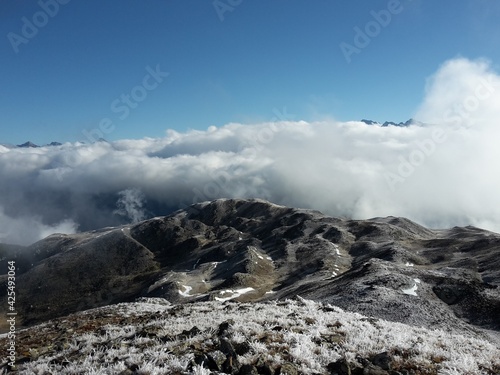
[
  {"x1": 1, "y1": 198, "x2": 500, "y2": 373},
  {"x1": 360, "y1": 119, "x2": 425, "y2": 127},
  {"x1": 1, "y1": 199, "x2": 499, "y2": 339}
]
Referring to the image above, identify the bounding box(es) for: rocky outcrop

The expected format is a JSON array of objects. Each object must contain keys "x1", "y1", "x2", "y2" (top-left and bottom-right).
[{"x1": 0, "y1": 199, "x2": 499, "y2": 341}]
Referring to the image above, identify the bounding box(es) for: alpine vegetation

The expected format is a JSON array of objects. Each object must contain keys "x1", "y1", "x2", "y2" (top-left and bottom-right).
[{"x1": 1, "y1": 298, "x2": 498, "y2": 374}]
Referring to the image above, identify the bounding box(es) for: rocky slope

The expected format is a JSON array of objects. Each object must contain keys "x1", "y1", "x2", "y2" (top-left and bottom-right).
[{"x1": 1, "y1": 199, "x2": 499, "y2": 343}]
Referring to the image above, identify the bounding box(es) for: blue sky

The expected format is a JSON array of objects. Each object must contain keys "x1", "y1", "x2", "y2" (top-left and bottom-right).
[{"x1": 1, "y1": 0, "x2": 499, "y2": 144}]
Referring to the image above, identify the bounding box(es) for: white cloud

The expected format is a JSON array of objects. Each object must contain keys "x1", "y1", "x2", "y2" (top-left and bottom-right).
[
  {"x1": 414, "y1": 57, "x2": 499, "y2": 128},
  {"x1": 114, "y1": 188, "x2": 147, "y2": 223},
  {"x1": 1, "y1": 57, "x2": 499, "y2": 245},
  {"x1": 0, "y1": 207, "x2": 78, "y2": 245}
]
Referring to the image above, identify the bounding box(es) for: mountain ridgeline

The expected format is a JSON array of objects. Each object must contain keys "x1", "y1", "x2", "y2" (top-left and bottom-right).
[{"x1": 1, "y1": 199, "x2": 499, "y2": 340}]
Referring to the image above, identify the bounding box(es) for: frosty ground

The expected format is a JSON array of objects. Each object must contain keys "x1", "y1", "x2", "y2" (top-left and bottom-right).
[{"x1": 1, "y1": 297, "x2": 498, "y2": 375}]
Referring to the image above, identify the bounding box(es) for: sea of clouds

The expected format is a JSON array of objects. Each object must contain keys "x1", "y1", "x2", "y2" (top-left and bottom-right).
[{"x1": 1, "y1": 57, "x2": 499, "y2": 245}]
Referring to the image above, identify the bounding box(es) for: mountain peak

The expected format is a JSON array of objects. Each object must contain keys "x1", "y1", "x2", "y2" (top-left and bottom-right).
[
  {"x1": 17, "y1": 141, "x2": 40, "y2": 148},
  {"x1": 361, "y1": 119, "x2": 420, "y2": 127},
  {"x1": 360, "y1": 119, "x2": 379, "y2": 125}
]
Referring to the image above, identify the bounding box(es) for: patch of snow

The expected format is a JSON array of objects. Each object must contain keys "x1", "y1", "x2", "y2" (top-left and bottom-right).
[
  {"x1": 402, "y1": 285, "x2": 418, "y2": 296},
  {"x1": 214, "y1": 287, "x2": 255, "y2": 302},
  {"x1": 93, "y1": 231, "x2": 112, "y2": 239},
  {"x1": 325, "y1": 271, "x2": 338, "y2": 280},
  {"x1": 238, "y1": 287, "x2": 255, "y2": 294},
  {"x1": 330, "y1": 241, "x2": 341, "y2": 255},
  {"x1": 178, "y1": 285, "x2": 193, "y2": 297},
  {"x1": 120, "y1": 227, "x2": 131, "y2": 235},
  {"x1": 249, "y1": 246, "x2": 270, "y2": 261},
  {"x1": 212, "y1": 260, "x2": 227, "y2": 269},
  {"x1": 317, "y1": 235, "x2": 341, "y2": 255},
  {"x1": 405, "y1": 262, "x2": 414, "y2": 267},
  {"x1": 195, "y1": 201, "x2": 211, "y2": 208},
  {"x1": 265, "y1": 290, "x2": 276, "y2": 295},
  {"x1": 402, "y1": 280, "x2": 419, "y2": 296}
]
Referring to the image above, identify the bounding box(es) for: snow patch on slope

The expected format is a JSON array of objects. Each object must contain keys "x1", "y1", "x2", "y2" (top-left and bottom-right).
[
  {"x1": 178, "y1": 285, "x2": 193, "y2": 297},
  {"x1": 214, "y1": 287, "x2": 255, "y2": 302},
  {"x1": 402, "y1": 278, "x2": 421, "y2": 296}
]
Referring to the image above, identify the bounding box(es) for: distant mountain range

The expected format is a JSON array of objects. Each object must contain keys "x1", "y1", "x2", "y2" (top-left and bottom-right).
[
  {"x1": 0, "y1": 141, "x2": 63, "y2": 149},
  {"x1": 2, "y1": 121, "x2": 421, "y2": 149},
  {"x1": 360, "y1": 119, "x2": 422, "y2": 127}
]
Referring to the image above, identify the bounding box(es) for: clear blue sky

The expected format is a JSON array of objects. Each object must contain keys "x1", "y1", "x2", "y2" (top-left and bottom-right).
[{"x1": 1, "y1": 0, "x2": 499, "y2": 144}]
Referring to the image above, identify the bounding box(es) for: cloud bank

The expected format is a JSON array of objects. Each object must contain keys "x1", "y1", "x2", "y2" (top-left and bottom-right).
[{"x1": 1, "y1": 57, "x2": 499, "y2": 245}]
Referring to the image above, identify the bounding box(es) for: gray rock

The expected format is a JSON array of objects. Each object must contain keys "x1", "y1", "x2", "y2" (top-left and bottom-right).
[
  {"x1": 179, "y1": 326, "x2": 201, "y2": 339},
  {"x1": 207, "y1": 350, "x2": 227, "y2": 371},
  {"x1": 255, "y1": 355, "x2": 273, "y2": 375},
  {"x1": 192, "y1": 352, "x2": 209, "y2": 367},
  {"x1": 363, "y1": 364, "x2": 389, "y2": 375},
  {"x1": 219, "y1": 337, "x2": 237, "y2": 358},
  {"x1": 222, "y1": 355, "x2": 240, "y2": 374},
  {"x1": 218, "y1": 319, "x2": 235, "y2": 337},
  {"x1": 327, "y1": 358, "x2": 352, "y2": 374},
  {"x1": 234, "y1": 341, "x2": 252, "y2": 356},
  {"x1": 433, "y1": 285, "x2": 463, "y2": 305},
  {"x1": 371, "y1": 352, "x2": 392, "y2": 371},
  {"x1": 238, "y1": 364, "x2": 259, "y2": 375},
  {"x1": 276, "y1": 362, "x2": 298, "y2": 375}
]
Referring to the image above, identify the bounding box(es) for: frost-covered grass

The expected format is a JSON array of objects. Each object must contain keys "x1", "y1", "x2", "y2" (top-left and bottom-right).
[{"x1": 1, "y1": 297, "x2": 499, "y2": 374}]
